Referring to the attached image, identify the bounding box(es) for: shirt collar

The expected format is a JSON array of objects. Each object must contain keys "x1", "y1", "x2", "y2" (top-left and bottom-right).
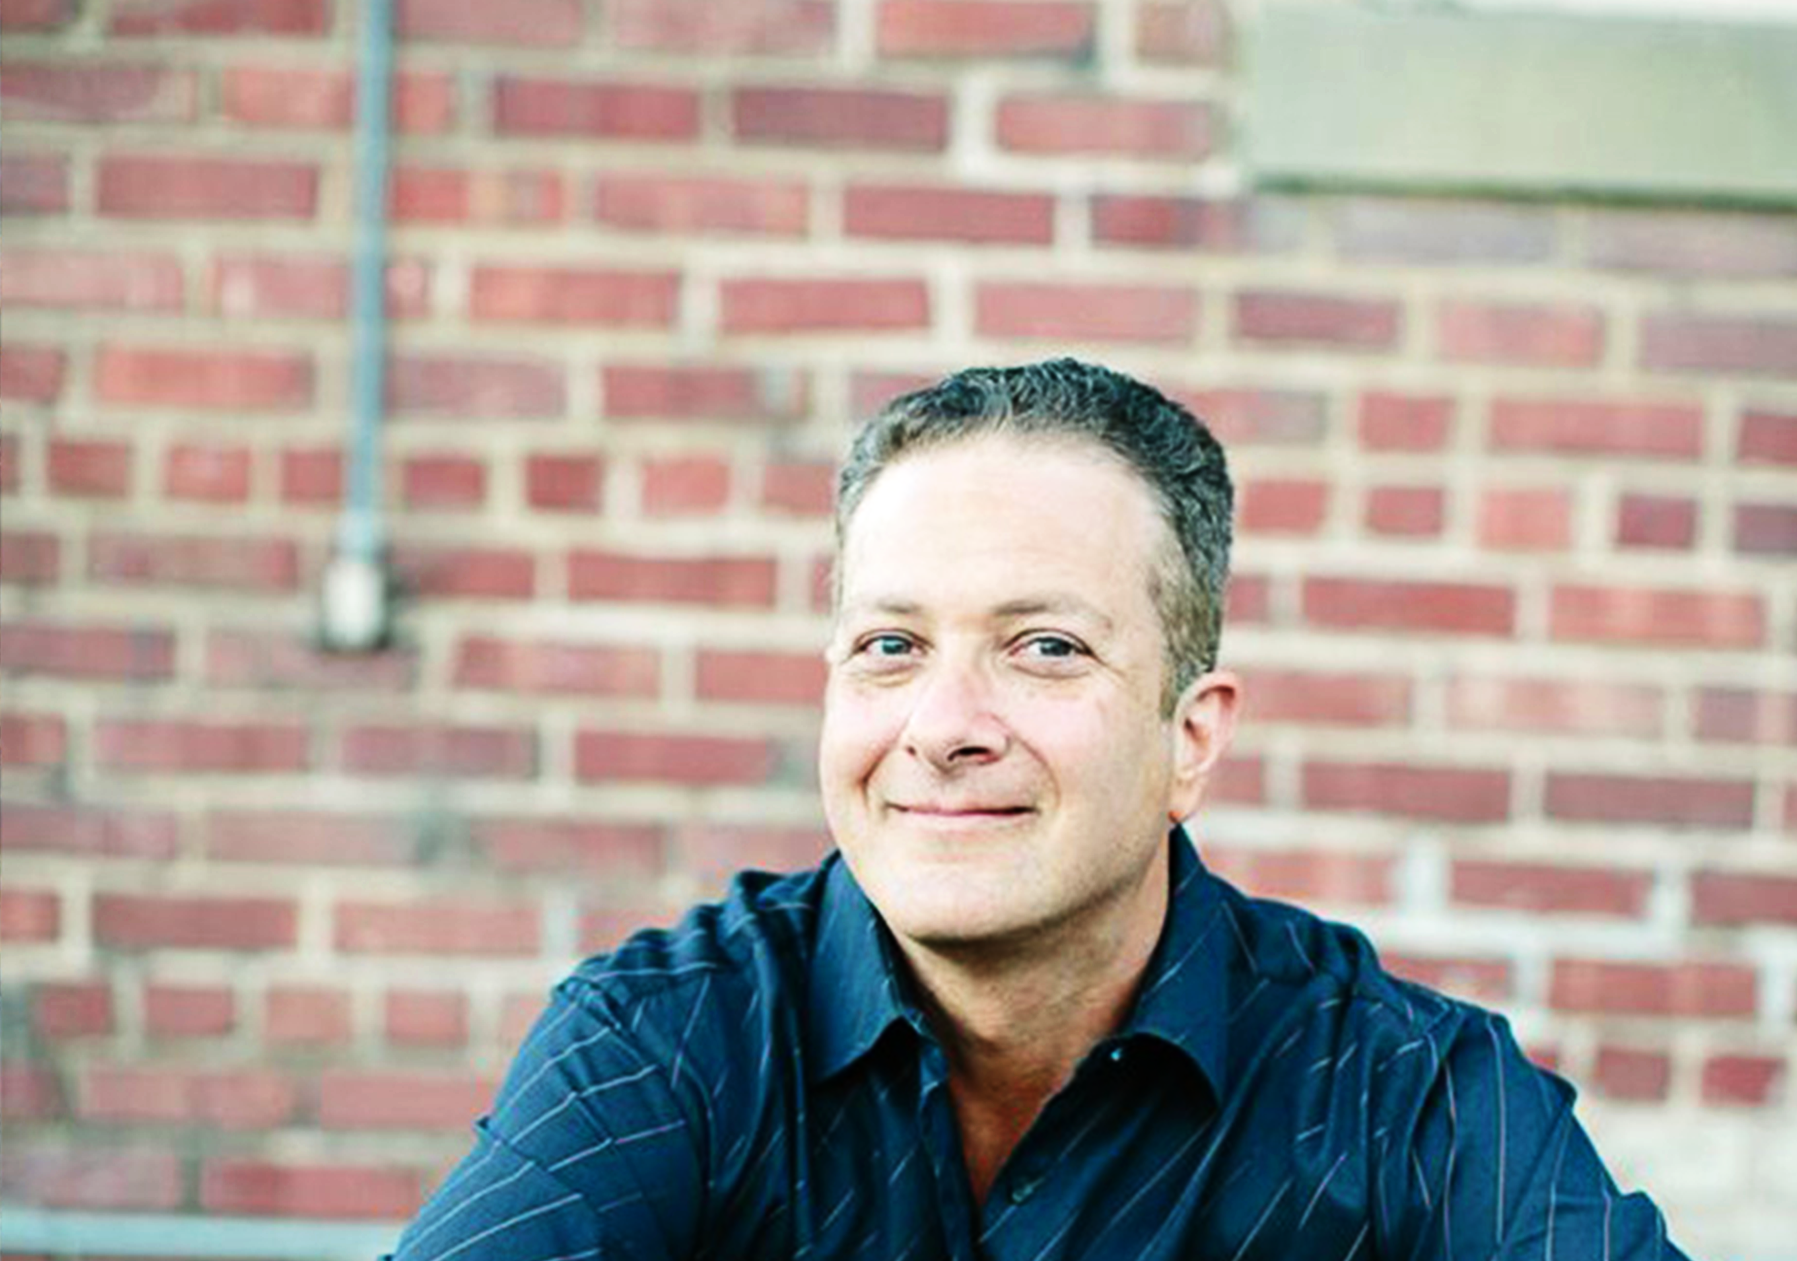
[{"x1": 805, "y1": 831, "x2": 1230, "y2": 1098}]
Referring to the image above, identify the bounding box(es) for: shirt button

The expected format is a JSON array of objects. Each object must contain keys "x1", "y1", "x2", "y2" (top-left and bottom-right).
[
  {"x1": 1008, "y1": 1176, "x2": 1041, "y2": 1205},
  {"x1": 1108, "y1": 1046, "x2": 1125, "y2": 1064}
]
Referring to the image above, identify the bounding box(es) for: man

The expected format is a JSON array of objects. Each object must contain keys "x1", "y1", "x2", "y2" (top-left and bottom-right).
[{"x1": 387, "y1": 359, "x2": 1689, "y2": 1260}]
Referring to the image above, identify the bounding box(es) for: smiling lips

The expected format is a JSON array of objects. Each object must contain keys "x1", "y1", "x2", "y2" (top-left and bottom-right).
[{"x1": 890, "y1": 803, "x2": 1034, "y2": 820}]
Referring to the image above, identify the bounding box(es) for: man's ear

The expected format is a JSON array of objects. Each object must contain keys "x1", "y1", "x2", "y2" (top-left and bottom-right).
[{"x1": 1168, "y1": 670, "x2": 1240, "y2": 824}]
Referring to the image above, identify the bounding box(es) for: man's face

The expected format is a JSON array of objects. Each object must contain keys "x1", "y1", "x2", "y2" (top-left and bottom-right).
[{"x1": 820, "y1": 432, "x2": 1234, "y2": 960}]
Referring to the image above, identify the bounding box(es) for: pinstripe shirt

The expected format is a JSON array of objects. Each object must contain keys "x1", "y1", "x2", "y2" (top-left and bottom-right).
[{"x1": 385, "y1": 834, "x2": 1689, "y2": 1260}]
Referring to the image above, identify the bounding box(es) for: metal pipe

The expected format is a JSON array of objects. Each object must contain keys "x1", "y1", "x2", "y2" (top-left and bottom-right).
[{"x1": 320, "y1": 0, "x2": 396, "y2": 651}]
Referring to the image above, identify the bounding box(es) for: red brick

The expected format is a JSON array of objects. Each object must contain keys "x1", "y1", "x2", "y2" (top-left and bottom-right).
[
  {"x1": 0, "y1": 711, "x2": 64, "y2": 766},
  {"x1": 398, "y1": 0, "x2": 583, "y2": 44},
  {"x1": 1691, "y1": 872, "x2": 1797, "y2": 926},
  {"x1": 576, "y1": 730, "x2": 779, "y2": 786},
  {"x1": 400, "y1": 454, "x2": 486, "y2": 509},
  {"x1": 0, "y1": 152, "x2": 70, "y2": 214},
  {"x1": 1334, "y1": 198, "x2": 1556, "y2": 264},
  {"x1": 1451, "y1": 861, "x2": 1650, "y2": 917},
  {"x1": 1, "y1": 1062, "x2": 64, "y2": 1120},
  {"x1": 1238, "y1": 477, "x2": 1328, "y2": 535},
  {"x1": 96, "y1": 893, "x2": 296, "y2": 950},
  {"x1": 264, "y1": 985, "x2": 351, "y2": 1045},
  {"x1": 524, "y1": 453, "x2": 604, "y2": 511},
  {"x1": 568, "y1": 550, "x2": 777, "y2": 607},
  {"x1": 33, "y1": 981, "x2": 114, "y2": 1038},
  {"x1": 1586, "y1": 209, "x2": 1797, "y2": 277},
  {"x1": 1302, "y1": 577, "x2": 1515, "y2": 636},
  {"x1": 1, "y1": 249, "x2": 184, "y2": 310},
  {"x1": 1201, "y1": 847, "x2": 1393, "y2": 906},
  {"x1": 95, "y1": 719, "x2": 310, "y2": 775},
  {"x1": 474, "y1": 817, "x2": 666, "y2": 876},
  {"x1": 1545, "y1": 772, "x2": 1756, "y2": 829},
  {"x1": 1550, "y1": 959, "x2": 1756, "y2": 1018},
  {"x1": 696, "y1": 649, "x2": 826, "y2": 707},
  {"x1": 732, "y1": 86, "x2": 949, "y2": 151},
  {"x1": 721, "y1": 277, "x2": 929, "y2": 334},
  {"x1": 1476, "y1": 487, "x2": 1572, "y2": 552},
  {"x1": 96, "y1": 344, "x2": 312, "y2": 410},
  {"x1": 389, "y1": 544, "x2": 537, "y2": 600},
  {"x1": 1701, "y1": 1054, "x2": 1785, "y2": 1106},
  {"x1": 339, "y1": 723, "x2": 536, "y2": 780},
  {"x1": 1238, "y1": 669, "x2": 1410, "y2": 727},
  {"x1": 1739, "y1": 408, "x2": 1797, "y2": 465},
  {"x1": 1735, "y1": 502, "x2": 1797, "y2": 556},
  {"x1": 89, "y1": 531, "x2": 299, "y2": 592},
  {"x1": 386, "y1": 351, "x2": 564, "y2": 418},
  {"x1": 384, "y1": 990, "x2": 468, "y2": 1046},
  {"x1": 1640, "y1": 314, "x2": 1797, "y2": 377},
  {"x1": 206, "y1": 628, "x2": 416, "y2": 691},
  {"x1": 336, "y1": 898, "x2": 539, "y2": 955},
  {"x1": 0, "y1": 432, "x2": 16, "y2": 493},
  {"x1": 453, "y1": 635, "x2": 660, "y2": 698},
  {"x1": 1091, "y1": 194, "x2": 1299, "y2": 252},
  {"x1": 469, "y1": 265, "x2": 679, "y2": 326},
  {"x1": 97, "y1": 153, "x2": 317, "y2": 220},
  {"x1": 976, "y1": 280, "x2": 1197, "y2": 343},
  {"x1": 1696, "y1": 688, "x2": 1797, "y2": 746},
  {"x1": 390, "y1": 165, "x2": 566, "y2": 225},
  {"x1": 0, "y1": 888, "x2": 59, "y2": 942},
  {"x1": 493, "y1": 77, "x2": 699, "y2": 140},
  {"x1": 203, "y1": 1159, "x2": 423, "y2": 1219},
  {"x1": 604, "y1": 363, "x2": 808, "y2": 422},
  {"x1": 0, "y1": 1146, "x2": 182, "y2": 1211},
  {"x1": 1550, "y1": 584, "x2": 1764, "y2": 648},
  {"x1": 1, "y1": 0, "x2": 74, "y2": 31},
  {"x1": 1135, "y1": 0, "x2": 1227, "y2": 64},
  {"x1": 1, "y1": 621, "x2": 176, "y2": 682},
  {"x1": 0, "y1": 62, "x2": 197, "y2": 123},
  {"x1": 47, "y1": 437, "x2": 133, "y2": 498},
  {"x1": 1437, "y1": 301, "x2": 1604, "y2": 367},
  {"x1": 845, "y1": 183, "x2": 1055, "y2": 245},
  {"x1": 316, "y1": 1069, "x2": 498, "y2": 1131},
  {"x1": 1302, "y1": 761, "x2": 1510, "y2": 823},
  {"x1": 878, "y1": 1, "x2": 1092, "y2": 57},
  {"x1": 0, "y1": 802, "x2": 179, "y2": 859},
  {"x1": 1212, "y1": 753, "x2": 1266, "y2": 806},
  {"x1": 681, "y1": 824, "x2": 834, "y2": 883},
  {"x1": 210, "y1": 254, "x2": 430, "y2": 320},
  {"x1": 160, "y1": 441, "x2": 250, "y2": 503},
  {"x1": 82, "y1": 1067, "x2": 293, "y2": 1128},
  {"x1": 110, "y1": 0, "x2": 328, "y2": 36},
  {"x1": 1616, "y1": 493, "x2": 1697, "y2": 549},
  {"x1": 0, "y1": 344, "x2": 65, "y2": 402},
  {"x1": 595, "y1": 172, "x2": 809, "y2": 237},
  {"x1": 642, "y1": 456, "x2": 730, "y2": 515},
  {"x1": 996, "y1": 93, "x2": 1213, "y2": 159},
  {"x1": 1233, "y1": 290, "x2": 1401, "y2": 349},
  {"x1": 1364, "y1": 485, "x2": 1444, "y2": 538},
  {"x1": 279, "y1": 445, "x2": 341, "y2": 504},
  {"x1": 1593, "y1": 1046, "x2": 1671, "y2": 1101},
  {"x1": 1447, "y1": 676, "x2": 1663, "y2": 738},
  {"x1": 207, "y1": 809, "x2": 416, "y2": 866},
  {"x1": 1489, "y1": 397, "x2": 1703, "y2": 460},
  {"x1": 220, "y1": 65, "x2": 453, "y2": 132},
  {"x1": 143, "y1": 983, "x2": 235, "y2": 1037},
  {"x1": 849, "y1": 368, "x2": 940, "y2": 417},
  {"x1": 762, "y1": 461, "x2": 834, "y2": 516},
  {"x1": 1226, "y1": 575, "x2": 1270, "y2": 625},
  {"x1": 611, "y1": 0, "x2": 834, "y2": 53},
  {"x1": 1177, "y1": 387, "x2": 1327, "y2": 446}
]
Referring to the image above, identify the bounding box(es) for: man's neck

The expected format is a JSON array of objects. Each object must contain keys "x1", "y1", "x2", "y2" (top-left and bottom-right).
[{"x1": 893, "y1": 859, "x2": 1170, "y2": 1204}]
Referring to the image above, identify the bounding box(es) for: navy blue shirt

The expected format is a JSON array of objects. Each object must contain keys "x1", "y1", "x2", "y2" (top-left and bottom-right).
[{"x1": 386, "y1": 835, "x2": 1688, "y2": 1260}]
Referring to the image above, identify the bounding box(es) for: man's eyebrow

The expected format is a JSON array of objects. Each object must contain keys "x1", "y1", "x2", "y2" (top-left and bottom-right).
[{"x1": 992, "y1": 596, "x2": 1115, "y2": 631}]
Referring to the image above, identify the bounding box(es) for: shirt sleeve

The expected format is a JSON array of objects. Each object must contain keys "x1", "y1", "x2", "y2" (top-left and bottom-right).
[
  {"x1": 1378, "y1": 1005, "x2": 1691, "y2": 1261},
  {"x1": 384, "y1": 977, "x2": 707, "y2": 1261}
]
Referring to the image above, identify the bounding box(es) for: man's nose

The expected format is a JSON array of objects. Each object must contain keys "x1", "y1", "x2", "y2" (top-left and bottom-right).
[{"x1": 900, "y1": 657, "x2": 1008, "y2": 771}]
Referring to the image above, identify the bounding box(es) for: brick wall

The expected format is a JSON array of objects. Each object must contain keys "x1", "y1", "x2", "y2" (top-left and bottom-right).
[{"x1": 1, "y1": 1, "x2": 1793, "y2": 1255}]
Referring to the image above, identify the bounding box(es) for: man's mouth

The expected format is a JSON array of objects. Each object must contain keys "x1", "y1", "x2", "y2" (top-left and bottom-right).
[{"x1": 890, "y1": 803, "x2": 1034, "y2": 819}]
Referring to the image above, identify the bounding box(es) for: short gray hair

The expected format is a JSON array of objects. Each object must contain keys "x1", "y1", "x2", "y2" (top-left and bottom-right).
[{"x1": 835, "y1": 358, "x2": 1233, "y2": 708}]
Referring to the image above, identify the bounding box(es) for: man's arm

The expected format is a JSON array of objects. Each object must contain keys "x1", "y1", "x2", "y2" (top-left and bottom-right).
[
  {"x1": 1381, "y1": 1006, "x2": 1690, "y2": 1260},
  {"x1": 385, "y1": 979, "x2": 705, "y2": 1261}
]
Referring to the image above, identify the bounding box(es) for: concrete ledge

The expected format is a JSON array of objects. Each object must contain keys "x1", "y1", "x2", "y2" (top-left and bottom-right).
[
  {"x1": 0, "y1": 1207, "x2": 404, "y2": 1260},
  {"x1": 1246, "y1": 2, "x2": 1797, "y2": 205}
]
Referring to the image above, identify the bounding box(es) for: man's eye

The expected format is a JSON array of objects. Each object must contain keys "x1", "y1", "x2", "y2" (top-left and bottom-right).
[
  {"x1": 860, "y1": 634, "x2": 916, "y2": 658},
  {"x1": 1018, "y1": 634, "x2": 1084, "y2": 660}
]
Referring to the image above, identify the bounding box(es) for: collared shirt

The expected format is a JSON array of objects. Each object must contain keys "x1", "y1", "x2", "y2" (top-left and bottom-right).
[{"x1": 385, "y1": 834, "x2": 1689, "y2": 1261}]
